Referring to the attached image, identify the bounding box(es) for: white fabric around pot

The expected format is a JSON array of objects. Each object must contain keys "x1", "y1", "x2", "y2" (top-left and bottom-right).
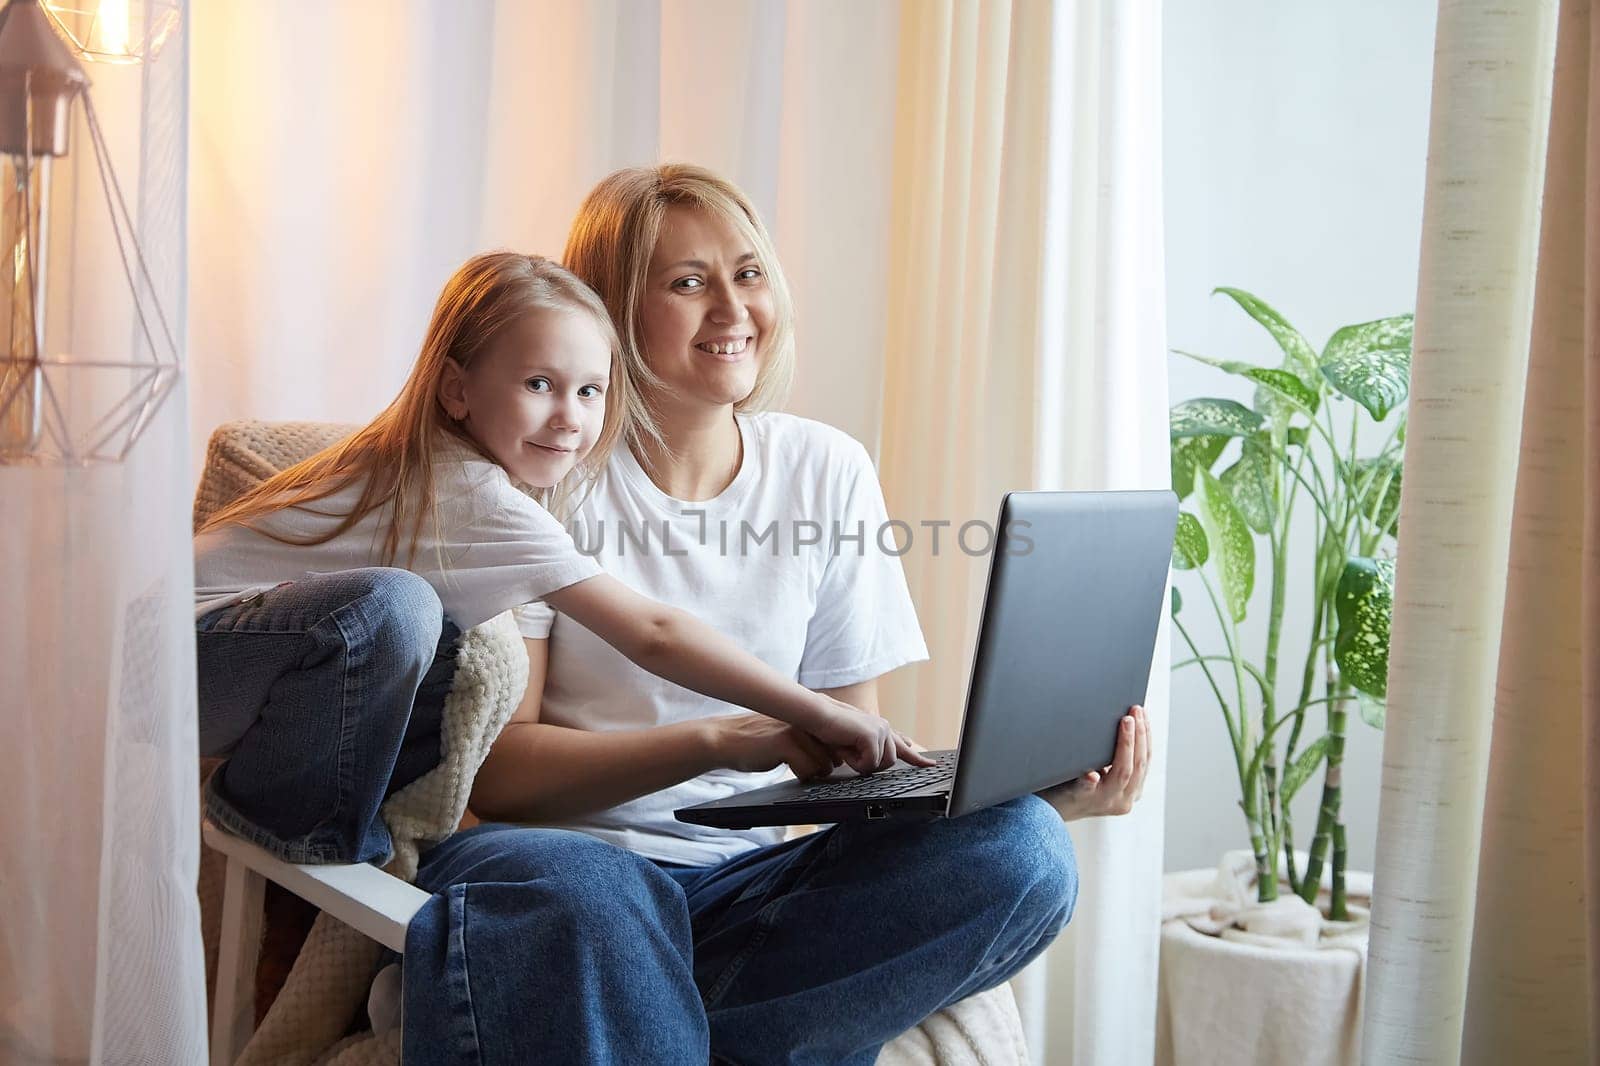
[{"x1": 1156, "y1": 854, "x2": 1369, "y2": 1066}]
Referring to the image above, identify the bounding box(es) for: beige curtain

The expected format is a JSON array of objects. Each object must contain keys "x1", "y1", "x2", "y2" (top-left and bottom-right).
[
  {"x1": 877, "y1": 1, "x2": 1169, "y2": 1062},
  {"x1": 1363, "y1": 0, "x2": 1600, "y2": 1061},
  {"x1": 1460, "y1": 0, "x2": 1600, "y2": 1056}
]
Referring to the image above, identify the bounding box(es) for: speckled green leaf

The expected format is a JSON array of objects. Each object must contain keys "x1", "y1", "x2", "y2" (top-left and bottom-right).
[
  {"x1": 1171, "y1": 434, "x2": 1229, "y2": 500},
  {"x1": 1173, "y1": 350, "x2": 1322, "y2": 417},
  {"x1": 1334, "y1": 556, "x2": 1395, "y2": 698},
  {"x1": 1242, "y1": 367, "x2": 1320, "y2": 415},
  {"x1": 1196, "y1": 469, "x2": 1255, "y2": 623},
  {"x1": 1172, "y1": 511, "x2": 1208, "y2": 570},
  {"x1": 1281, "y1": 735, "x2": 1331, "y2": 803},
  {"x1": 1286, "y1": 426, "x2": 1309, "y2": 448},
  {"x1": 1349, "y1": 456, "x2": 1402, "y2": 536},
  {"x1": 1320, "y1": 315, "x2": 1413, "y2": 421},
  {"x1": 1214, "y1": 287, "x2": 1321, "y2": 387},
  {"x1": 1248, "y1": 367, "x2": 1319, "y2": 429},
  {"x1": 1358, "y1": 693, "x2": 1386, "y2": 730},
  {"x1": 1220, "y1": 432, "x2": 1276, "y2": 534},
  {"x1": 1170, "y1": 398, "x2": 1264, "y2": 440},
  {"x1": 1253, "y1": 379, "x2": 1297, "y2": 428}
]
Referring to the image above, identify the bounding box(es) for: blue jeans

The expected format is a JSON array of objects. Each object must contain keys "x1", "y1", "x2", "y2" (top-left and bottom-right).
[
  {"x1": 196, "y1": 567, "x2": 458, "y2": 865},
  {"x1": 403, "y1": 796, "x2": 1077, "y2": 1066}
]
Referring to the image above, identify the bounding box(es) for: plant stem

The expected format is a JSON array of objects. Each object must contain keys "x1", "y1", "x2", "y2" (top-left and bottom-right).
[
  {"x1": 1273, "y1": 429, "x2": 1312, "y2": 896},
  {"x1": 1280, "y1": 581, "x2": 1327, "y2": 763},
  {"x1": 1281, "y1": 554, "x2": 1332, "y2": 897},
  {"x1": 1319, "y1": 405, "x2": 1367, "y2": 914},
  {"x1": 1171, "y1": 656, "x2": 1272, "y2": 702},
  {"x1": 1331, "y1": 822, "x2": 1349, "y2": 921},
  {"x1": 1247, "y1": 802, "x2": 1278, "y2": 902},
  {"x1": 1347, "y1": 397, "x2": 1359, "y2": 471},
  {"x1": 1173, "y1": 618, "x2": 1241, "y2": 751},
  {"x1": 1281, "y1": 694, "x2": 1355, "y2": 713},
  {"x1": 1265, "y1": 443, "x2": 1340, "y2": 528},
  {"x1": 1300, "y1": 648, "x2": 1349, "y2": 904},
  {"x1": 1359, "y1": 468, "x2": 1398, "y2": 551},
  {"x1": 1194, "y1": 569, "x2": 1275, "y2": 901},
  {"x1": 1259, "y1": 481, "x2": 1289, "y2": 892},
  {"x1": 1195, "y1": 568, "x2": 1250, "y2": 751},
  {"x1": 1280, "y1": 449, "x2": 1333, "y2": 777},
  {"x1": 1283, "y1": 807, "x2": 1300, "y2": 894}
]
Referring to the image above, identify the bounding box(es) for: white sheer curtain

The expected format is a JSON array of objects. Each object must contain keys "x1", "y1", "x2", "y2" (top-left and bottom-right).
[
  {"x1": 876, "y1": 1, "x2": 1168, "y2": 1062},
  {"x1": 190, "y1": 0, "x2": 900, "y2": 460},
  {"x1": 0, "y1": 4, "x2": 206, "y2": 1063},
  {"x1": 1362, "y1": 0, "x2": 1600, "y2": 1061}
]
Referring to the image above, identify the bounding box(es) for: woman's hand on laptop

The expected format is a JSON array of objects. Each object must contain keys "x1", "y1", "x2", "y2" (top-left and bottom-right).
[
  {"x1": 1038, "y1": 704, "x2": 1150, "y2": 821},
  {"x1": 702, "y1": 714, "x2": 840, "y2": 780}
]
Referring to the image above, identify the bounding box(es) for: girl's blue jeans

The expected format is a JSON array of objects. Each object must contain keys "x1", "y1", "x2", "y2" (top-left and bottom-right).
[
  {"x1": 196, "y1": 567, "x2": 458, "y2": 865},
  {"x1": 403, "y1": 798, "x2": 1078, "y2": 1066}
]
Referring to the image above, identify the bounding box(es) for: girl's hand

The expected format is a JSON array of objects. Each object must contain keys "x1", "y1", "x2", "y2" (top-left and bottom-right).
[
  {"x1": 1039, "y1": 704, "x2": 1151, "y2": 821},
  {"x1": 704, "y1": 714, "x2": 839, "y2": 780},
  {"x1": 806, "y1": 696, "x2": 935, "y2": 775}
]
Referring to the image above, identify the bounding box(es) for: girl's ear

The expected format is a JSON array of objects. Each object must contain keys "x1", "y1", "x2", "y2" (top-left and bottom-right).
[{"x1": 437, "y1": 359, "x2": 469, "y2": 422}]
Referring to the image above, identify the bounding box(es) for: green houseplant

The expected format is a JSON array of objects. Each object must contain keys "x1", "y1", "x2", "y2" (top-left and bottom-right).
[{"x1": 1168, "y1": 287, "x2": 1409, "y2": 919}]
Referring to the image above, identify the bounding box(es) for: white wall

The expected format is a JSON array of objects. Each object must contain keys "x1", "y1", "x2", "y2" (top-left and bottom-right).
[{"x1": 1162, "y1": 1, "x2": 1438, "y2": 875}]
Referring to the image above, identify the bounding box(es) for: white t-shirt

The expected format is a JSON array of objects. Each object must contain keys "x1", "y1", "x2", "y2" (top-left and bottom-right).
[
  {"x1": 193, "y1": 434, "x2": 601, "y2": 636},
  {"x1": 539, "y1": 412, "x2": 929, "y2": 866}
]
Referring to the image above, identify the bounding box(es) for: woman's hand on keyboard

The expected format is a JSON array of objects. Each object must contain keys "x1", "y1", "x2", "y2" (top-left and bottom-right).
[
  {"x1": 703, "y1": 714, "x2": 839, "y2": 780},
  {"x1": 806, "y1": 696, "x2": 935, "y2": 775}
]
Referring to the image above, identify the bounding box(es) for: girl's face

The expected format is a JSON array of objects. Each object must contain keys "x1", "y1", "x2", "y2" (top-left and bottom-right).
[
  {"x1": 441, "y1": 307, "x2": 611, "y2": 488},
  {"x1": 639, "y1": 206, "x2": 775, "y2": 416}
]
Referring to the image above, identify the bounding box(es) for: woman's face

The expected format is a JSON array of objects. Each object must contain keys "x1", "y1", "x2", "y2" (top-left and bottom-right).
[{"x1": 638, "y1": 206, "x2": 775, "y2": 416}]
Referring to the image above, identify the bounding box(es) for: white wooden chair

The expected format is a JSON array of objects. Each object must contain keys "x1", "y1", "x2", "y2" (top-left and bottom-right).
[{"x1": 203, "y1": 820, "x2": 425, "y2": 1065}]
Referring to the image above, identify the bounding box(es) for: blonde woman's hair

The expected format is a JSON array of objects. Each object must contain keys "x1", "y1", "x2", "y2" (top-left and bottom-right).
[
  {"x1": 562, "y1": 163, "x2": 796, "y2": 422},
  {"x1": 199, "y1": 252, "x2": 636, "y2": 566}
]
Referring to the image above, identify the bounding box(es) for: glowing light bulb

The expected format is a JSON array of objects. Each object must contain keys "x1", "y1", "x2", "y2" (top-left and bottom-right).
[
  {"x1": 41, "y1": 0, "x2": 177, "y2": 63},
  {"x1": 93, "y1": 0, "x2": 127, "y2": 58}
]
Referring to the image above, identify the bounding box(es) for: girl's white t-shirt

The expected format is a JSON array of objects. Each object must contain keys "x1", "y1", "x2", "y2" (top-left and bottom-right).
[
  {"x1": 538, "y1": 412, "x2": 929, "y2": 866},
  {"x1": 193, "y1": 434, "x2": 600, "y2": 636}
]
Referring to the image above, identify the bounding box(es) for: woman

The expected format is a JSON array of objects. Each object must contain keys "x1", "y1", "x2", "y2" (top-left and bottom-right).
[{"x1": 404, "y1": 166, "x2": 1151, "y2": 1066}]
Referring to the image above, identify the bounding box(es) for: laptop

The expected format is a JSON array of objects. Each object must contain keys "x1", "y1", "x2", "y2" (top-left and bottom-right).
[{"x1": 675, "y1": 489, "x2": 1179, "y2": 829}]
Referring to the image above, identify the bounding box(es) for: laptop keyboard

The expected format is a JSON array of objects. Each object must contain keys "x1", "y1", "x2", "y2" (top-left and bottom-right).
[{"x1": 797, "y1": 751, "x2": 958, "y2": 801}]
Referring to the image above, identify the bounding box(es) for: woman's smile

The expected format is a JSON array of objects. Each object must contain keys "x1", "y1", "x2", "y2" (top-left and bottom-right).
[{"x1": 695, "y1": 334, "x2": 754, "y2": 360}]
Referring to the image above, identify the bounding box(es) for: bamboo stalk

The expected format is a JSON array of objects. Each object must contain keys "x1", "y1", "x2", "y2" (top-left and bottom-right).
[
  {"x1": 1283, "y1": 807, "x2": 1301, "y2": 895},
  {"x1": 1330, "y1": 822, "x2": 1349, "y2": 921},
  {"x1": 1246, "y1": 796, "x2": 1278, "y2": 902},
  {"x1": 1301, "y1": 680, "x2": 1349, "y2": 903}
]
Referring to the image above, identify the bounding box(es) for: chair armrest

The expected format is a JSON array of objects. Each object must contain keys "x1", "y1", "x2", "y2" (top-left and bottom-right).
[{"x1": 202, "y1": 821, "x2": 429, "y2": 953}]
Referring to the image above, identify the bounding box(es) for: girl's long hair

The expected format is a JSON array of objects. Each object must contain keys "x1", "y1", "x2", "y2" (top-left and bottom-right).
[{"x1": 199, "y1": 252, "x2": 639, "y2": 565}]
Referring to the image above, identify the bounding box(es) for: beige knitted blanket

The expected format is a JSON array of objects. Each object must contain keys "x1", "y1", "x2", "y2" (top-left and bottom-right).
[{"x1": 195, "y1": 420, "x2": 1027, "y2": 1066}]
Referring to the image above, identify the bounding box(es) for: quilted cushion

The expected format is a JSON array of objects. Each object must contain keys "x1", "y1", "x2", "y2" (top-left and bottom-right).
[{"x1": 192, "y1": 420, "x2": 357, "y2": 531}]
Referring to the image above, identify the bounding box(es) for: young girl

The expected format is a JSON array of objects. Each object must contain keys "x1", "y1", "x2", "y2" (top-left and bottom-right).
[{"x1": 193, "y1": 251, "x2": 924, "y2": 866}]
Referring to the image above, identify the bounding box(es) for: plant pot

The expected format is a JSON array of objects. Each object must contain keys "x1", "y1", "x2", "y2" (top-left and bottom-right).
[{"x1": 1155, "y1": 852, "x2": 1370, "y2": 1066}]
